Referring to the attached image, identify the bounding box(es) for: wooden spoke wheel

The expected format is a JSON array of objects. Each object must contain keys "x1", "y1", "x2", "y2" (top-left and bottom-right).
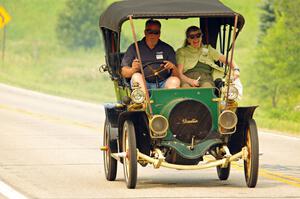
[
  {"x1": 217, "y1": 163, "x2": 231, "y2": 180},
  {"x1": 244, "y1": 119, "x2": 259, "y2": 188},
  {"x1": 103, "y1": 119, "x2": 117, "y2": 181},
  {"x1": 122, "y1": 120, "x2": 137, "y2": 189}
]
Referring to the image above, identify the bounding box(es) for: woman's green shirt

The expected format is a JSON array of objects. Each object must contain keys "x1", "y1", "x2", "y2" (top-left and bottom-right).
[{"x1": 176, "y1": 45, "x2": 224, "y2": 79}]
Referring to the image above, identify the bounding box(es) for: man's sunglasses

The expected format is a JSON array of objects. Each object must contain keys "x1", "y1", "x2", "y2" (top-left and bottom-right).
[
  {"x1": 146, "y1": 29, "x2": 161, "y2": 35},
  {"x1": 188, "y1": 33, "x2": 202, "y2": 39}
]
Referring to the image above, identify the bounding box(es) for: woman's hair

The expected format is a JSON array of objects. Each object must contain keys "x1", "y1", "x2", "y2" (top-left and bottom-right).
[{"x1": 184, "y1": 26, "x2": 202, "y2": 47}]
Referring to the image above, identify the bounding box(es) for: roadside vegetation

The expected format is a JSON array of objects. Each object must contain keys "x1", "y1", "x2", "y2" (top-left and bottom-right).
[
  {"x1": 0, "y1": 0, "x2": 299, "y2": 134},
  {"x1": 0, "y1": 0, "x2": 115, "y2": 102}
]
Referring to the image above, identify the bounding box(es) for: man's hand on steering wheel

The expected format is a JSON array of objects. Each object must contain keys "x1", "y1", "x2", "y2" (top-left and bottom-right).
[
  {"x1": 163, "y1": 60, "x2": 175, "y2": 70},
  {"x1": 142, "y1": 60, "x2": 172, "y2": 82}
]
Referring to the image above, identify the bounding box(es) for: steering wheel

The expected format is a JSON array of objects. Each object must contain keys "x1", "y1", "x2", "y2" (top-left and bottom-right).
[{"x1": 142, "y1": 60, "x2": 171, "y2": 83}]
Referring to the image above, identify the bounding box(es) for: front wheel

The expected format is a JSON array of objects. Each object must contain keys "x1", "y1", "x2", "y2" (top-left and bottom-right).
[
  {"x1": 122, "y1": 120, "x2": 137, "y2": 189},
  {"x1": 244, "y1": 119, "x2": 259, "y2": 188},
  {"x1": 217, "y1": 163, "x2": 231, "y2": 180}
]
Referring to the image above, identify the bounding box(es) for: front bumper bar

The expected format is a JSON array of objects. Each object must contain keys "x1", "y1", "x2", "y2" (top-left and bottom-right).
[{"x1": 136, "y1": 147, "x2": 248, "y2": 170}]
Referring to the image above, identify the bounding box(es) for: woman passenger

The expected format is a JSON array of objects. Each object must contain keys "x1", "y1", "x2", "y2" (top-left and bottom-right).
[{"x1": 176, "y1": 26, "x2": 241, "y2": 89}]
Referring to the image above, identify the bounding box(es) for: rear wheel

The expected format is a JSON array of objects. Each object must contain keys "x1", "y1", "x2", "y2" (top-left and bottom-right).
[
  {"x1": 103, "y1": 119, "x2": 117, "y2": 181},
  {"x1": 122, "y1": 120, "x2": 137, "y2": 189},
  {"x1": 244, "y1": 119, "x2": 259, "y2": 188},
  {"x1": 217, "y1": 163, "x2": 231, "y2": 180}
]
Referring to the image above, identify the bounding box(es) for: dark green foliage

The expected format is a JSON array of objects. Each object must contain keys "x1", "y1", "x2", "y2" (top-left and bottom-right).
[
  {"x1": 258, "y1": 0, "x2": 276, "y2": 41},
  {"x1": 56, "y1": 0, "x2": 106, "y2": 49}
]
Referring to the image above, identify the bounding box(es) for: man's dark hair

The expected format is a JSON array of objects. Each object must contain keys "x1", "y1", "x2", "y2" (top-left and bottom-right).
[{"x1": 145, "y1": 19, "x2": 161, "y2": 28}]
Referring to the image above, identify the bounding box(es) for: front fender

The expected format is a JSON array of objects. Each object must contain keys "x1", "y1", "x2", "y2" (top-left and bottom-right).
[
  {"x1": 118, "y1": 111, "x2": 151, "y2": 156},
  {"x1": 228, "y1": 106, "x2": 258, "y2": 154}
]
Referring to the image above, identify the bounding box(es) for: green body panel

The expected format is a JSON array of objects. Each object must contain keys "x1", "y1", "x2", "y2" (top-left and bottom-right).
[
  {"x1": 149, "y1": 88, "x2": 221, "y2": 159},
  {"x1": 113, "y1": 81, "x2": 130, "y2": 102},
  {"x1": 150, "y1": 88, "x2": 219, "y2": 133}
]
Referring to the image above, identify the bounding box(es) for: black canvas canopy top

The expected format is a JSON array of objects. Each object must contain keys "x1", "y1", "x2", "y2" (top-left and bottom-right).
[{"x1": 99, "y1": 0, "x2": 245, "y2": 33}]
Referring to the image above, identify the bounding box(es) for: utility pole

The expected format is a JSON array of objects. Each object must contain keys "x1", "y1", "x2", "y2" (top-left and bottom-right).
[{"x1": 1, "y1": 27, "x2": 6, "y2": 65}]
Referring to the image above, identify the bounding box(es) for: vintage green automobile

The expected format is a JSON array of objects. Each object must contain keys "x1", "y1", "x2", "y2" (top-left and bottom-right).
[{"x1": 99, "y1": 0, "x2": 259, "y2": 189}]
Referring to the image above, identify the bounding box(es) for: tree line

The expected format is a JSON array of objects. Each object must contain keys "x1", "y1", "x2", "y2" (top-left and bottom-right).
[
  {"x1": 249, "y1": 0, "x2": 300, "y2": 110},
  {"x1": 56, "y1": 0, "x2": 107, "y2": 49}
]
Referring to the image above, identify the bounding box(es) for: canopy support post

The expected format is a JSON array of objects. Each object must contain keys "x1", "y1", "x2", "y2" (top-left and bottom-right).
[
  {"x1": 224, "y1": 25, "x2": 232, "y2": 77},
  {"x1": 225, "y1": 14, "x2": 239, "y2": 108},
  {"x1": 128, "y1": 15, "x2": 153, "y2": 115},
  {"x1": 222, "y1": 20, "x2": 226, "y2": 54}
]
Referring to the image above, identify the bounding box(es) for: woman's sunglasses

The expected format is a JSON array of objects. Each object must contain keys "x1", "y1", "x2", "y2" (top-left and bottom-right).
[
  {"x1": 146, "y1": 29, "x2": 161, "y2": 35},
  {"x1": 188, "y1": 33, "x2": 202, "y2": 39}
]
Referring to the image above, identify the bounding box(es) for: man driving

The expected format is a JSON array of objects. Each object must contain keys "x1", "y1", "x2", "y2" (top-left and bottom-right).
[{"x1": 121, "y1": 19, "x2": 180, "y2": 92}]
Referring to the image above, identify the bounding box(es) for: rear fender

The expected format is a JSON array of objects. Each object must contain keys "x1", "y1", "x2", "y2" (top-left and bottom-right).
[
  {"x1": 104, "y1": 103, "x2": 125, "y2": 128},
  {"x1": 106, "y1": 121, "x2": 118, "y2": 153}
]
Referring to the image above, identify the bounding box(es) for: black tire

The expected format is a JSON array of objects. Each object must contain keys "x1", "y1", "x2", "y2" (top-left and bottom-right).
[
  {"x1": 244, "y1": 119, "x2": 259, "y2": 188},
  {"x1": 122, "y1": 120, "x2": 137, "y2": 189},
  {"x1": 103, "y1": 119, "x2": 117, "y2": 181},
  {"x1": 217, "y1": 163, "x2": 231, "y2": 180}
]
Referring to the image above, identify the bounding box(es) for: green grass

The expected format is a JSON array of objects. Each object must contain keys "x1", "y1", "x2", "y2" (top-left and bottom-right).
[
  {"x1": 1, "y1": 0, "x2": 116, "y2": 103},
  {"x1": 255, "y1": 112, "x2": 300, "y2": 135},
  {"x1": 0, "y1": 45, "x2": 115, "y2": 103},
  {"x1": 0, "y1": 0, "x2": 299, "y2": 134}
]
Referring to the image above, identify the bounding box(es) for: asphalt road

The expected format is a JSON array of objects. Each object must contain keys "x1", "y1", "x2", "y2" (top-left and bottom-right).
[{"x1": 0, "y1": 83, "x2": 299, "y2": 199}]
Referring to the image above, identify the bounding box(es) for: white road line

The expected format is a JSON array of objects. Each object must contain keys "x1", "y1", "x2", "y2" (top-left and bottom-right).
[
  {"x1": 0, "y1": 180, "x2": 29, "y2": 199},
  {"x1": 260, "y1": 131, "x2": 300, "y2": 141},
  {"x1": 0, "y1": 83, "x2": 104, "y2": 110}
]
